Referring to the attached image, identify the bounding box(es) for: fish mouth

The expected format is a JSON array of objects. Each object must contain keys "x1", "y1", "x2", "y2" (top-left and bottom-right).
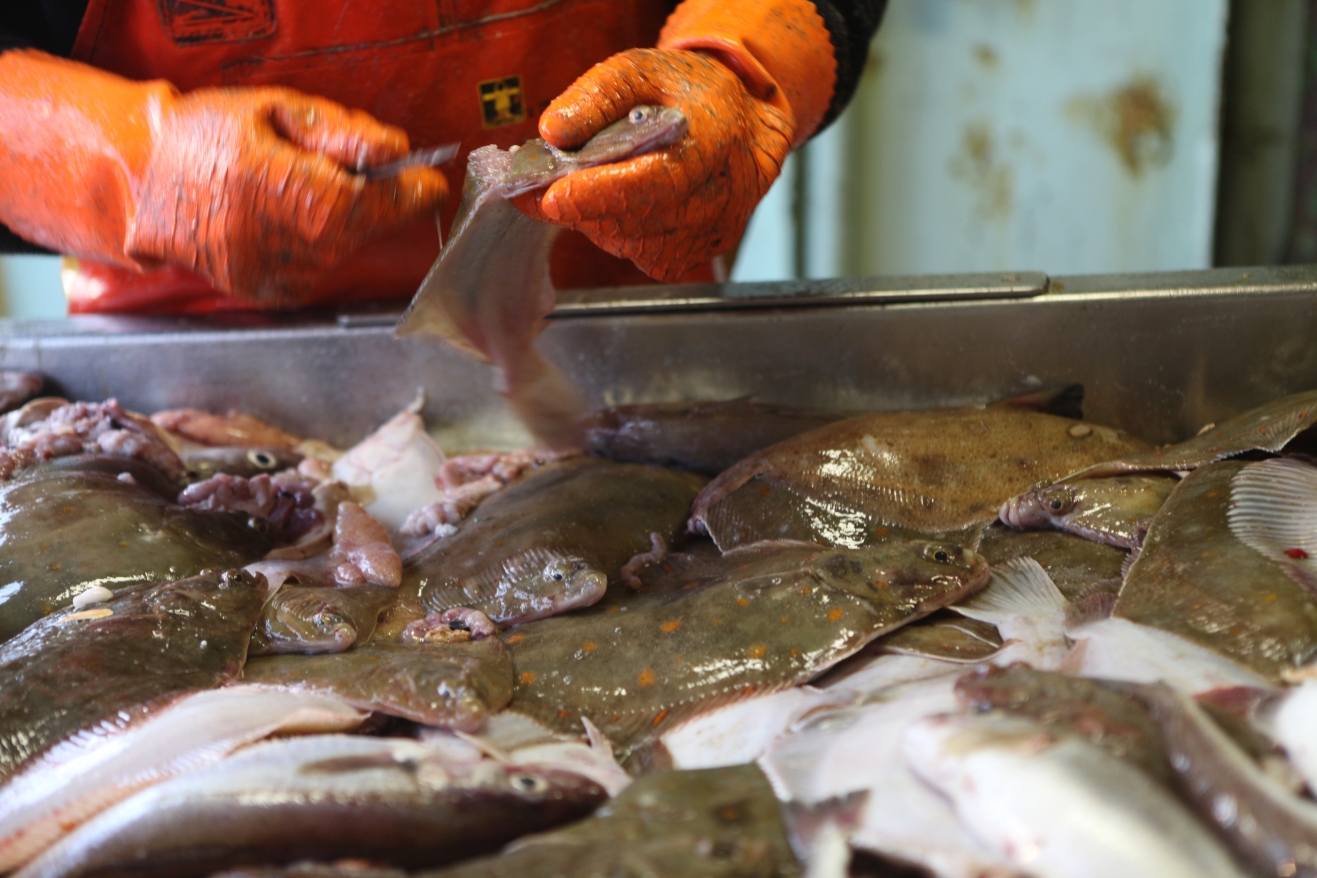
[
  {"x1": 999, "y1": 491, "x2": 1049, "y2": 529},
  {"x1": 556, "y1": 569, "x2": 608, "y2": 612}
]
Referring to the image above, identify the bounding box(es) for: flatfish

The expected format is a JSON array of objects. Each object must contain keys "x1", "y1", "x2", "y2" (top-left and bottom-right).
[
  {"x1": 405, "y1": 458, "x2": 706, "y2": 626},
  {"x1": 1068, "y1": 388, "x2": 1317, "y2": 479},
  {"x1": 903, "y1": 712, "x2": 1250, "y2": 878},
  {"x1": 397, "y1": 106, "x2": 688, "y2": 450},
  {"x1": 0, "y1": 569, "x2": 265, "y2": 787},
  {"x1": 16, "y1": 735, "x2": 606, "y2": 878},
  {"x1": 691, "y1": 397, "x2": 1150, "y2": 549},
  {"x1": 1000, "y1": 474, "x2": 1177, "y2": 549},
  {"x1": 418, "y1": 765, "x2": 799, "y2": 878},
  {"x1": 0, "y1": 456, "x2": 273, "y2": 643},
  {"x1": 248, "y1": 585, "x2": 394, "y2": 655},
  {"x1": 1114, "y1": 461, "x2": 1317, "y2": 680},
  {"x1": 242, "y1": 638, "x2": 513, "y2": 731},
  {"x1": 873, "y1": 611, "x2": 1002, "y2": 663},
  {"x1": 583, "y1": 397, "x2": 844, "y2": 475},
  {"x1": 975, "y1": 523, "x2": 1128, "y2": 600},
  {"x1": 502, "y1": 539, "x2": 988, "y2": 753}
]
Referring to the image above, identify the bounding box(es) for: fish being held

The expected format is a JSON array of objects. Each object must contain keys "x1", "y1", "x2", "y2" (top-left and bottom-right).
[
  {"x1": 16, "y1": 734, "x2": 606, "y2": 878},
  {"x1": 396, "y1": 106, "x2": 689, "y2": 450}
]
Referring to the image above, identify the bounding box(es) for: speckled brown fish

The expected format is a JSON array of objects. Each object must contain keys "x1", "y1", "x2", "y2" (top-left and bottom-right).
[
  {"x1": 405, "y1": 458, "x2": 706, "y2": 626},
  {"x1": 0, "y1": 569, "x2": 265, "y2": 787},
  {"x1": 0, "y1": 456, "x2": 273, "y2": 643},
  {"x1": 418, "y1": 765, "x2": 799, "y2": 878},
  {"x1": 243, "y1": 638, "x2": 513, "y2": 731},
  {"x1": 1069, "y1": 388, "x2": 1317, "y2": 479},
  {"x1": 502, "y1": 539, "x2": 988, "y2": 753},
  {"x1": 248, "y1": 585, "x2": 394, "y2": 655},
  {"x1": 1115, "y1": 461, "x2": 1317, "y2": 680},
  {"x1": 584, "y1": 397, "x2": 844, "y2": 475},
  {"x1": 873, "y1": 611, "x2": 1002, "y2": 663},
  {"x1": 691, "y1": 399, "x2": 1150, "y2": 550},
  {"x1": 1000, "y1": 474, "x2": 1177, "y2": 549},
  {"x1": 18, "y1": 734, "x2": 606, "y2": 878},
  {"x1": 975, "y1": 523, "x2": 1127, "y2": 600}
]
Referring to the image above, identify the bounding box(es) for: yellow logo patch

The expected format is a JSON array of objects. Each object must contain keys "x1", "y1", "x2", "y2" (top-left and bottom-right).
[{"x1": 479, "y1": 76, "x2": 526, "y2": 129}]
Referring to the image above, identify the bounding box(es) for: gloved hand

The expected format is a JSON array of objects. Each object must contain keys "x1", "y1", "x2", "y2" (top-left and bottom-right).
[
  {"x1": 518, "y1": 0, "x2": 837, "y2": 282},
  {"x1": 0, "y1": 50, "x2": 446, "y2": 306}
]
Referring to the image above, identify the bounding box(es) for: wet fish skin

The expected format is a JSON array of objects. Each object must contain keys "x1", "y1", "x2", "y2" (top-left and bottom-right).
[
  {"x1": 17, "y1": 735, "x2": 607, "y2": 878},
  {"x1": 903, "y1": 711, "x2": 1251, "y2": 878},
  {"x1": 999, "y1": 474, "x2": 1176, "y2": 549},
  {"x1": 181, "y1": 446, "x2": 303, "y2": 482},
  {"x1": 1114, "y1": 461, "x2": 1317, "y2": 680},
  {"x1": 416, "y1": 765, "x2": 800, "y2": 878},
  {"x1": 248, "y1": 585, "x2": 394, "y2": 655},
  {"x1": 0, "y1": 457, "x2": 274, "y2": 644},
  {"x1": 242, "y1": 638, "x2": 513, "y2": 731},
  {"x1": 1133, "y1": 682, "x2": 1317, "y2": 878},
  {"x1": 0, "y1": 569, "x2": 266, "y2": 786},
  {"x1": 583, "y1": 398, "x2": 844, "y2": 475},
  {"x1": 873, "y1": 611, "x2": 1002, "y2": 663},
  {"x1": 954, "y1": 664, "x2": 1172, "y2": 785},
  {"x1": 691, "y1": 403, "x2": 1151, "y2": 549},
  {"x1": 407, "y1": 458, "x2": 706, "y2": 626},
  {"x1": 975, "y1": 523, "x2": 1128, "y2": 601},
  {"x1": 502, "y1": 539, "x2": 988, "y2": 753}
]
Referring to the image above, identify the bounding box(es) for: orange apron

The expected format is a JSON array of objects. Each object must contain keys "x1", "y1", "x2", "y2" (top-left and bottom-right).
[{"x1": 64, "y1": 0, "x2": 704, "y2": 313}]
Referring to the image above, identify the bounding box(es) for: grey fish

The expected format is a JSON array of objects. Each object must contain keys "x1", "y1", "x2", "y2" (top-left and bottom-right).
[
  {"x1": 999, "y1": 474, "x2": 1177, "y2": 549},
  {"x1": 0, "y1": 569, "x2": 265, "y2": 786},
  {"x1": 1068, "y1": 388, "x2": 1317, "y2": 479},
  {"x1": 396, "y1": 106, "x2": 689, "y2": 450},
  {"x1": 954, "y1": 664, "x2": 1172, "y2": 785},
  {"x1": 0, "y1": 456, "x2": 274, "y2": 643},
  {"x1": 502, "y1": 539, "x2": 988, "y2": 753},
  {"x1": 419, "y1": 765, "x2": 799, "y2": 878},
  {"x1": 1115, "y1": 461, "x2": 1317, "y2": 680},
  {"x1": 1133, "y1": 682, "x2": 1317, "y2": 878},
  {"x1": 975, "y1": 523, "x2": 1128, "y2": 600},
  {"x1": 181, "y1": 446, "x2": 304, "y2": 482},
  {"x1": 17, "y1": 734, "x2": 605, "y2": 878},
  {"x1": 248, "y1": 585, "x2": 394, "y2": 655},
  {"x1": 404, "y1": 458, "x2": 707, "y2": 626},
  {"x1": 242, "y1": 638, "x2": 513, "y2": 731},
  {"x1": 583, "y1": 397, "x2": 845, "y2": 475},
  {"x1": 691, "y1": 393, "x2": 1151, "y2": 550}
]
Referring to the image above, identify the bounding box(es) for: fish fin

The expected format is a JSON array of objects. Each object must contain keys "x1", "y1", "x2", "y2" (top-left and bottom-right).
[
  {"x1": 951, "y1": 557, "x2": 1065, "y2": 625},
  {"x1": 1229, "y1": 458, "x2": 1317, "y2": 591},
  {"x1": 1063, "y1": 590, "x2": 1118, "y2": 634},
  {"x1": 498, "y1": 350, "x2": 590, "y2": 452},
  {"x1": 991, "y1": 383, "x2": 1085, "y2": 419},
  {"x1": 1120, "y1": 541, "x2": 1142, "y2": 580},
  {"x1": 1070, "y1": 578, "x2": 1123, "y2": 605}
]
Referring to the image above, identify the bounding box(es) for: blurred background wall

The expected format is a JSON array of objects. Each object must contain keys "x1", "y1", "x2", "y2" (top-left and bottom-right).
[{"x1": 0, "y1": 0, "x2": 1311, "y2": 313}]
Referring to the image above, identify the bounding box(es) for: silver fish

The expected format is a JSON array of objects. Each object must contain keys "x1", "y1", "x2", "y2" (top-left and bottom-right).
[{"x1": 396, "y1": 106, "x2": 688, "y2": 450}]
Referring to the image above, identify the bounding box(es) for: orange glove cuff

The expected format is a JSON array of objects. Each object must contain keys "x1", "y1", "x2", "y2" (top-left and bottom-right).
[{"x1": 657, "y1": 0, "x2": 837, "y2": 147}]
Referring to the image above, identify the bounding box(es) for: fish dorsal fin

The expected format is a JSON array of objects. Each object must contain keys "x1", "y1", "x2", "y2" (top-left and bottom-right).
[
  {"x1": 952, "y1": 557, "x2": 1065, "y2": 625},
  {"x1": 1063, "y1": 590, "x2": 1117, "y2": 634},
  {"x1": 1228, "y1": 457, "x2": 1317, "y2": 592},
  {"x1": 990, "y1": 383, "x2": 1085, "y2": 420}
]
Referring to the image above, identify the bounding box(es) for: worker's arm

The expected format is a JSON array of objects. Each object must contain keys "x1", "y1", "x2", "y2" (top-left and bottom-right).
[
  {"x1": 0, "y1": 49, "x2": 446, "y2": 305},
  {"x1": 519, "y1": 0, "x2": 887, "y2": 282}
]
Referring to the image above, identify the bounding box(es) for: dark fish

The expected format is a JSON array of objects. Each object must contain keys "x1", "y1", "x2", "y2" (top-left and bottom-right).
[
  {"x1": 1134, "y1": 682, "x2": 1317, "y2": 878},
  {"x1": 1115, "y1": 461, "x2": 1317, "y2": 680},
  {"x1": 954, "y1": 664, "x2": 1172, "y2": 785},
  {"x1": 396, "y1": 106, "x2": 688, "y2": 450},
  {"x1": 874, "y1": 611, "x2": 1002, "y2": 663},
  {"x1": 17, "y1": 734, "x2": 606, "y2": 878},
  {"x1": 976, "y1": 522, "x2": 1129, "y2": 600},
  {"x1": 0, "y1": 569, "x2": 265, "y2": 787},
  {"x1": 0, "y1": 457, "x2": 274, "y2": 643},
  {"x1": 248, "y1": 585, "x2": 394, "y2": 655},
  {"x1": 999, "y1": 474, "x2": 1177, "y2": 549},
  {"x1": 502, "y1": 539, "x2": 988, "y2": 753},
  {"x1": 181, "y1": 446, "x2": 304, "y2": 482},
  {"x1": 418, "y1": 765, "x2": 800, "y2": 878},
  {"x1": 1068, "y1": 388, "x2": 1317, "y2": 479},
  {"x1": 242, "y1": 638, "x2": 513, "y2": 731},
  {"x1": 404, "y1": 458, "x2": 707, "y2": 626},
  {"x1": 691, "y1": 394, "x2": 1151, "y2": 550},
  {"x1": 583, "y1": 397, "x2": 844, "y2": 475}
]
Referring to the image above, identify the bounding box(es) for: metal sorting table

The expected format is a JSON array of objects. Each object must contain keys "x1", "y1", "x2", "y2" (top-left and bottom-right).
[{"x1": 0, "y1": 265, "x2": 1314, "y2": 449}]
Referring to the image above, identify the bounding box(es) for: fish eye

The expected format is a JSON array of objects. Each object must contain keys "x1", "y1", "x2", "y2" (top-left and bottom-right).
[
  {"x1": 510, "y1": 773, "x2": 549, "y2": 793},
  {"x1": 1041, "y1": 487, "x2": 1076, "y2": 514},
  {"x1": 924, "y1": 545, "x2": 954, "y2": 564},
  {"x1": 629, "y1": 107, "x2": 648, "y2": 124},
  {"x1": 247, "y1": 450, "x2": 278, "y2": 469}
]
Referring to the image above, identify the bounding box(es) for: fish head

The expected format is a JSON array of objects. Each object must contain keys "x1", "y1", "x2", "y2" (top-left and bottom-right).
[
  {"x1": 269, "y1": 593, "x2": 359, "y2": 653},
  {"x1": 454, "y1": 761, "x2": 608, "y2": 813},
  {"x1": 182, "y1": 446, "x2": 303, "y2": 482},
  {"x1": 538, "y1": 556, "x2": 609, "y2": 613},
  {"x1": 816, "y1": 541, "x2": 990, "y2": 617},
  {"x1": 1000, "y1": 482, "x2": 1079, "y2": 530}
]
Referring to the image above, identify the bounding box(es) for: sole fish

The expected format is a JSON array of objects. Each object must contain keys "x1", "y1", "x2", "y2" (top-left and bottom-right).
[
  {"x1": 975, "y1": 523, "x2": 1128, "y2": 600},
  {"x1": 1000, "y1": 474, "x2": 1176, "y2": 549},
  {"x1": 249, "y1": 584, "x2": 394, "y2": 655},
  {"x1": 16, "y1": 735, "x2": 606, "y2": 878},
  {"x1": 903, "y1": 712, "x2": 1250, "y2": 878}
]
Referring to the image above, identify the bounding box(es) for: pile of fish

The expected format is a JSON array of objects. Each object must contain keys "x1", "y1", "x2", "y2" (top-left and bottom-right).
[{"x1": 6, "y1": 371, "x2": 1317, "y2": 878}]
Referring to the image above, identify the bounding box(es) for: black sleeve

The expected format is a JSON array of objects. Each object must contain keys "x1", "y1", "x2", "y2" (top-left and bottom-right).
[{"x1": 810, "y1": 0, "x2": 888, "y2": 132}]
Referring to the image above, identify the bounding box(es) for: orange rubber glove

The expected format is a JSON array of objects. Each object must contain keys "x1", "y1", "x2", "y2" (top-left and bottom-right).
[
  {"x1": 518, "y1": 0, "x2": 837, "y2": 282},
  {"x1": 0, "y1": 50, "x2": 446, "y2": 307}
]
